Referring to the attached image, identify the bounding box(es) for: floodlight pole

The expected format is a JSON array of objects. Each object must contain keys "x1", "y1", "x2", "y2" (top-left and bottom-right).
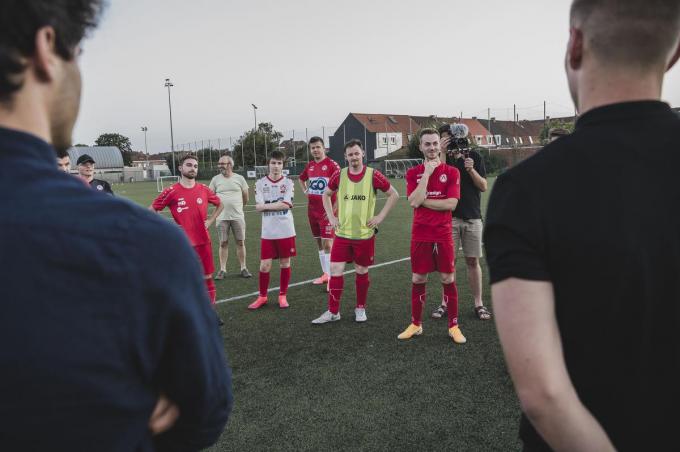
[
  {"x1": 141, "y1": 126, "x2": 148, "y2": 166},
  {"x1": 165, "y1": 78, "x2": 176, "y2": 174},
  {"x1": 252, "y1": 104, "x2": 258, "y2": 166}
]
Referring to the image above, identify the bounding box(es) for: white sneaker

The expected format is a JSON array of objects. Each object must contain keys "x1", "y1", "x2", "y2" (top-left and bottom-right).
[
  {"x1": 311, "y1": 310, "x2": 341, "y2": 324},
  {"x1": 355, "y1": 308, "x2": 367, "y2": 322}
]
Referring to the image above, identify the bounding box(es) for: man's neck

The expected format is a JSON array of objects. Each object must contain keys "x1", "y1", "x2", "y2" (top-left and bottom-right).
[
  {"x1": 0, "y1": 90, "x2": 51, "y2": 144},
  {"x1": 576, "y1": 66, "x2": 663, "y2": 116},
  {"x1": 269, "y1": 173, "x2": 282, "y2": 181},
  {"x1": 180, "y1": 177, "x2": 196, "y2": 188},
  {"x1": 222, "y1": 171, "x2": 232, "y2": 178},
  {"x1": 348, "y1": 164, "x2": 364, "y2": 175},
  {"x1": 313, "y1": 156, "x2": 325, "y2": 163}
]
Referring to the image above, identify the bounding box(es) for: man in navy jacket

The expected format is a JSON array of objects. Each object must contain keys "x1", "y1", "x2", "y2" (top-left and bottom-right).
[{"x1": 0, "y1": 1, "x2": 233, "y2": 450}]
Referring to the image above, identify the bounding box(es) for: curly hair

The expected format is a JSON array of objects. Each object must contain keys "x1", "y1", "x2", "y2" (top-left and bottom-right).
[{"x1": 0, "y1": 0, "x2": 105, "y2": 103}]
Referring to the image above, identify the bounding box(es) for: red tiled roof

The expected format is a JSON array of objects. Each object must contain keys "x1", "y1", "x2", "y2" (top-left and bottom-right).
[{"x1": 351, "y1": 113, "x2": 418, "y2": 134}]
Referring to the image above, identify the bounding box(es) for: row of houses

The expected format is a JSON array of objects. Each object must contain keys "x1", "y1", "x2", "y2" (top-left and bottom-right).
[{"x1": 326, "y1": 112, "x2": 574, "y2": 162}]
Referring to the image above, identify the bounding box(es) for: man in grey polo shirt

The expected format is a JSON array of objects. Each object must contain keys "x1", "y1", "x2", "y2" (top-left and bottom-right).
[{"x1": 209, "y1": 155, "x2": 252, "y2": 279}]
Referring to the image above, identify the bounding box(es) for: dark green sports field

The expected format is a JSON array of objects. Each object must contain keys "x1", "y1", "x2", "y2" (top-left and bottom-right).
[{"x1": 116, "y1": 176, "x2": 522, "y2": 451}]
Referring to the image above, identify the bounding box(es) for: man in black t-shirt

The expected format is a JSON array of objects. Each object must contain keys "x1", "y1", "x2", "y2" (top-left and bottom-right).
[
  {"x1": 76, "y1": 153, "x2": 113, "y2": 194},
  {"x1": 430, "y1": 127, "x2": 491, "y2": 321},
  {"x1": 484, "y1": 1, "x2": 680, "y2": 451}
]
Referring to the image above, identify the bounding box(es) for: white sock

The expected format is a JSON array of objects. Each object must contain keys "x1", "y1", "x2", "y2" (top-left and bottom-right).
[
  {"x1": 323, "y1": 252, "x2": 331, "y2": 275},
  {"x1": 318, "y1": 250, "x2": 326, "y2": 274}
]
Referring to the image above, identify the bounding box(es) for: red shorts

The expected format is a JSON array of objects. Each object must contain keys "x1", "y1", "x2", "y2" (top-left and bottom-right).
[
  {"x1": 331, "y1": 235, "x2": 375, "y2": 267},
  {"x1": 261, "y1": 237, "x2": 297, "y2": 260},
  {"x1": 193, "y1": 243, "x2": 215, "y2": 275},
  {"x1": 410, "y1": 240, "x2": 455, "y2": 274},
  {"x1": 308, "y1": 212, "x2": 335, "y2": 240}
]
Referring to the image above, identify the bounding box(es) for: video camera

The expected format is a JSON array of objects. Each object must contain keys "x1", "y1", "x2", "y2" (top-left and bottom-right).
[{"x1": 442, "y1": 123, "x2": 470, "y2": 156}]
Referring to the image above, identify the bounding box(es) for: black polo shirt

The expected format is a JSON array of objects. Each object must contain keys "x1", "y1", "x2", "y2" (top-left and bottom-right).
[
  {"x1": 484, "y1": 101, "x2": 680, "y2": 451},
  {"x1": 0, "y1": 126, "x2": 232, "y2": 451},
  {"x1": 446, "y1": 149, "x2": 486, "y2": 220},
  {"x1": 89, "y1": 177, "x2": 113, "y2": 194}
]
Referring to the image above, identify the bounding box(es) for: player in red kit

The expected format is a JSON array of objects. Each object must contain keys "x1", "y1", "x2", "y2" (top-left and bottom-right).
[
  {"x1": 398, "y1": 129, "x2": 466, "y2": 344},
  {"x1": 298, "y1": 136, "x2": 340, "y2": 287},
  {"x1": 150, "y1": 154, "x2": 224, "y2": 310}
]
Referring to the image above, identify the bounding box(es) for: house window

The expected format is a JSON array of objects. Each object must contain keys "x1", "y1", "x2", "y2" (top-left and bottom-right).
[
  {"x1": 381, "y1": 136, "x2": 387, "y2": 146},
  {"x1": 390, "y1": 136, "x2": 396, "y2": 144},
  {"x1": 518, "y1": 137, "x2": 523, "y2": 144},
  {"x1": 495, "y1": 135, "x2": 501, "y2": 145},
  {"x1": 487, "y1": 135, "x2": 493, "y2": 144},
  {"x1": 475, "y1": 135, "x2": 483, "y2": 144},
  {"x1": 529, "y1": 136, "x2": 534, "y2": 144}
]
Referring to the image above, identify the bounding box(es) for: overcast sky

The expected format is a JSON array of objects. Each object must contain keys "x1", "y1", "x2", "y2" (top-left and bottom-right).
[{"x1": 73, "y1": 0, "x2": 680, "y2": 154}]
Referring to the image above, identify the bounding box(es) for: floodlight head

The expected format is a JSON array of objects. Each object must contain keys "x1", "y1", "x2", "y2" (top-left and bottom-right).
[{"x1": 252, "y1": 104, "x2": 258, "y2": 109}]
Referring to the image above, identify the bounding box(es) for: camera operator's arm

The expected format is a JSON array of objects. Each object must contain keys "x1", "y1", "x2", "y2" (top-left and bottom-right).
[{"x1": 465, "y1": 157, "x2": 487, "y2": 192}]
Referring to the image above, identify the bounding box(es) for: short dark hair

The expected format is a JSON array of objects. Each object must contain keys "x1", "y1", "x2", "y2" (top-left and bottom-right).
[
  {"x1": 0, "y1": 0, "x2": 105, "y2": 103},
  {"x1": 309, "y1": 136, "x2": 324, "y2": 146},
  {"x1": 570, "y1": 0, "x2": 680, "y2": 70},
  {"x1": 419, "y1": 128, "x2": 440, "y2": 139},
  {"x1": 268, "y1": 150, "x2": 285, "y2": 163},
  {"x1": 344, "y1": 139, "x2": 364, "y2": 151},
  {"x1": 437, "y1": 124, "x2": 451, "y2": 136},
  {"x1": 179, "y1": 154, "x2": 198, "y2": 165}
]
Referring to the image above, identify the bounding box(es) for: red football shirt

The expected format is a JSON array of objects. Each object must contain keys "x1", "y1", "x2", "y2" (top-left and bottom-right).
[
  {"x1": 406, "y1": 163, "x2": 460, "y2": 242},
  {"x1": 152, "y1": 183, "x2": 221, "y2": 246},
  {"x1": 299, "y1": 157, "x2": 340, "y2": 218},
  {"x1": 327, "y1": 166, "x2": 391, "y2": 192}
]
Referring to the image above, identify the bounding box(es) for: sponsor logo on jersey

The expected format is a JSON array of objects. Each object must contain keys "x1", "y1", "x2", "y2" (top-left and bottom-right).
[
  {"x1": 343, "y1": 194, "x2": 367, "y2": 201},
  {"x1": 308, "y1": 178, "x2": 328, "y2": 193},
  {"x1": 280, "y1": 185, "x2": 287, "y2": 193},
  {"x1": 96, "y1": 185, "x2": 103, "y2": 191},
  {"x1": 439, "y1": 174, "x2": 447, "y2": 183}
]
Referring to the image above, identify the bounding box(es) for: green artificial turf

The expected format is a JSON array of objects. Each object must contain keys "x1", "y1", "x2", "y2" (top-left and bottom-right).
[{"x1": 117, "y1": 176, "x2": 522, "y2": 451}]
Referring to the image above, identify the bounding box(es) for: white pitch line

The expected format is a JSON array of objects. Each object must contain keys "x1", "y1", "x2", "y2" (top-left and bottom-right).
[{"x1": 215, "y1": 256, "x2": 411, "y2": 304}]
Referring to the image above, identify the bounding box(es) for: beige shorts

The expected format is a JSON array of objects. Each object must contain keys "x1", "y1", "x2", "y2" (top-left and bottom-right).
[
  {"x1": 452, "y1": 217, "x2": 483, "y2": 258},
  {"x1": 217, "y1": 219, "x2": 246, "y2": 243}
]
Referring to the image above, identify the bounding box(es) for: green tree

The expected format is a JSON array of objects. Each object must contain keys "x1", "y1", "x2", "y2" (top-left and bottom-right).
[
  {"x1": 232, "y1": 122, "x2": 284, "y2": 167},
  {"x1": 539, "y1": 119, "x2": 575, "y2": 144},
  {"x1": 95, "y1": 133, "x2": 133, "y2": 166}
]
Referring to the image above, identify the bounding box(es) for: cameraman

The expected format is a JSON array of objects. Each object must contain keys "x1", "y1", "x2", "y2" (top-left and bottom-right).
[{"x1": 432, "y1": 124, "x2": 492, "y2": 321}]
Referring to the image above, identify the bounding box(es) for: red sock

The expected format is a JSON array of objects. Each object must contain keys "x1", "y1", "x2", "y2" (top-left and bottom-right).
[
  {"x1": 259, "y1": 271, "x2": 270, "y2": 297},
  {"x1": 443, "y1": 282, "x2": 459, "y2": 328},
  {"x1": 411, "y1": 283, "x2": 426, "y2": 326},
  {"x1": 328, "y1": 275, "x2": 344, "y2": 314},
  {"x1": 355, "y1": 273, "x2": 370, "y2": 308},
  {"x1": 205, "y1": 278, "x2": 216, "y2": 305},
  {"x1": 279, "y1": 267, "x2": 291, "y2": 295}
]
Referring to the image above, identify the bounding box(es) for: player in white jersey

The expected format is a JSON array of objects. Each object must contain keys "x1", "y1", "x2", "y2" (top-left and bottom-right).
[
  {"x1": 249, "y1": 150, "x2": 296, "y2": 310},
  {"x1": 298, "y1": 137, "x2": 340, "y2": 287}
]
